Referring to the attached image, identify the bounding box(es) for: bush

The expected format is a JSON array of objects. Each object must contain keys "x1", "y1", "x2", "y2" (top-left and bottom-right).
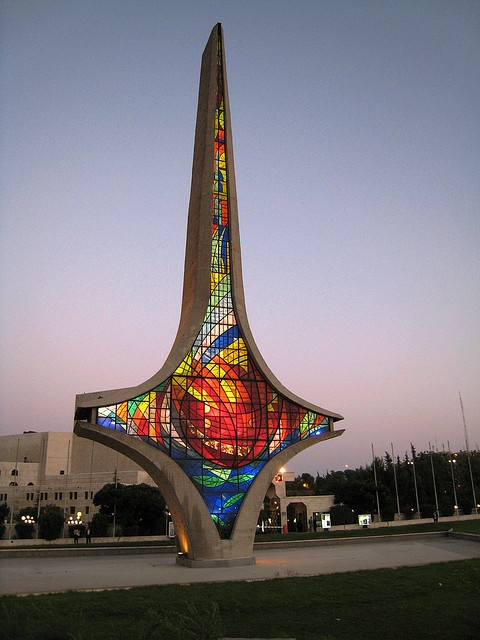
[
  {"x1": 420, "y1": 504, "x2": 436, "y2": 519},
  {"x1": 0, "y1": 502, "x2": 10, "y2": 539},
  {"x1": 381, "y1": 505, "x2": 396, "y2": 522},
  {"x1": 458, "y1": 498, "x2": 472, "y2": 516},
  {"x1": 403, "y1": 507, "x2": 416, "y2": 520},
  {"x1": 38, "y1": 505, "x2": 65, "y2": 540},
  {"x1": 438, "y1": 495, "x2": 454, "y2": 517},
  {"x1": 14, "y1": 522, "x2": 35, "y2": 539},
  {"x1": 329, "y1": 504, "x2": 356, "y2": 526},
  {"x1": 90, "y1": 512, "x2": 110, "y2": 537}
]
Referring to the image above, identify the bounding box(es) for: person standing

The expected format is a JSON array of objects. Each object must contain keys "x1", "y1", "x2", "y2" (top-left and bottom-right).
[{"x1": 85, "y1": 525, "x2": 91, "y2": 543}]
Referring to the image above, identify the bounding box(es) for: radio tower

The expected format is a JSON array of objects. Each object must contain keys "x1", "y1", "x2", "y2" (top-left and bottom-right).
[
  {"x1": 459, "y1": 392, "x2": 478, "y2": 514},
  {"x1": 459, "y1": 392, "x2": 470, "y2": 451}
]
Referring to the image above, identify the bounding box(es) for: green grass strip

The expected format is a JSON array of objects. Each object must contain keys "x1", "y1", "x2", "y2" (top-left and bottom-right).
[{"x1": 0, "y1": 559, "x2": 479, "y2": 639}]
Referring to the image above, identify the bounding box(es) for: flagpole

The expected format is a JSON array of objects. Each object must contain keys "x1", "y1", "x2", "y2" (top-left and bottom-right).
[
  {"x1": 391, "y1": 443, "x2": 401, "y2": 519},
  {"x1": 459, "y1": 393, "x2": 478, "y2": 515},
  {"x1": 371, "y1": 443, "x2": 381, "y2": 522},
  {"x1": 429, "y1": 443, "x2": 439, "y2": 517},
  {"x1": 410, "y1": 443, "x2": 420, "y2": 518},
  {"x1": 447, "y1": 440, "x2": 458, "y2": 515}
]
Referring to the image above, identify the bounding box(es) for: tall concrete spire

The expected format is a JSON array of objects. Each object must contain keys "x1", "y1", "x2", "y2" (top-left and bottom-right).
[{"x1": 75, "y1": 24, "x2": 343, "y2": 566}]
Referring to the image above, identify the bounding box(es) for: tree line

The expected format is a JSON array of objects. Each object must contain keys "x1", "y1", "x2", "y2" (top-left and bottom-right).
[{"x1": 288, "y1": 447, "x2": 479, "y2": 524}]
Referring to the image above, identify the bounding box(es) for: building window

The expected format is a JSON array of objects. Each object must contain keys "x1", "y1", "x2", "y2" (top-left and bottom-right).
[
  {"x1": 11, "y1": 469, "x2": 18, "y2": 476},
  {"x1": 84, "y1": 491, "x2": 89, "y2": 499},
  {"x1": 70, "y1": 506, "x2": 75, "y2": 515},
  {"x1": 69, "y1": 491, "x2": 78, "y2": 500},
  {"x1": 60, "y1": 470, "x2": 65, "y2": 475},
  {"x1": 0, "y1": 493, "x2": 6, "y2": 501},
  {"x1": 28, "y1": 482, "x2": 34, "y2": 486},
  {"x1": 86, "y1": 506, "x2": 90, "y2": 514},
  {"x1": 9, "y1": 482, "x2": 18, "y2": 487}
]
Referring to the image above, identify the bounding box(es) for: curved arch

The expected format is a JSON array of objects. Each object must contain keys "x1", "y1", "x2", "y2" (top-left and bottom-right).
[
  {"x1": 74, "y1": 420, "x2": 220, "y2": 559},
  {"x1": 231, "y1": 430, "x2": 344, "y2": 545}
]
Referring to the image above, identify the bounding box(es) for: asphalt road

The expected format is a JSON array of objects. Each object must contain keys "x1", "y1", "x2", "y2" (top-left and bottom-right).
[{"x1": 1, "y1": 534, "x2": 479, "y2": 596}]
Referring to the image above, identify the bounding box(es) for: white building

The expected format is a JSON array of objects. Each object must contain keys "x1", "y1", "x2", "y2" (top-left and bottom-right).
[{"x1": 0, "y1": 431, "x2": 153, "y2": 528}]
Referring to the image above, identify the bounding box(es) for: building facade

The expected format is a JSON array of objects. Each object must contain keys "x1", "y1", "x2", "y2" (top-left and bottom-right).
[{"x1": 0, "y1": 431, "x2": 153, "y2": 530}]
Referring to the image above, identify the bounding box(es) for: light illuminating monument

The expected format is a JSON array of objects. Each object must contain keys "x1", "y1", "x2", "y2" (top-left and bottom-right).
[{"x1": 74, "y1": 23, "x2": 344, "y2": 567}]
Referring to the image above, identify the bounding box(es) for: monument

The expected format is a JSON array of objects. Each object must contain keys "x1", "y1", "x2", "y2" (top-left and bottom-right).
[{"x1": 74, "y1": 23, "x2": 344, "y2": 567}]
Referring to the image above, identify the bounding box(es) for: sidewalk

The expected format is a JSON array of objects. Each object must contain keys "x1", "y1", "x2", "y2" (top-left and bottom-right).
[{"x1": 1, "y1": 533, "x2": 479, "y2": 596}]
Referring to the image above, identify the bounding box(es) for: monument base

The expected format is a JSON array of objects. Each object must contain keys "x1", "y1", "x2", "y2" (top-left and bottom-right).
[{"x1": 176, "y1": 554, "x2": 256, "y2": 568}]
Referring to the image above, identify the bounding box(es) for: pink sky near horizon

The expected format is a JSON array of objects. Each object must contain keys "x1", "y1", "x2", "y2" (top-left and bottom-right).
[{"x1": 1, "y1": 1, "x2": 479, "y2": 475}]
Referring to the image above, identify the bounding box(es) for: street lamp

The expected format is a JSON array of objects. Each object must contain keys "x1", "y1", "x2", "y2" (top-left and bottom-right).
[{"x1": 67, "y1": 511, "x2": 83, "y2": 526}]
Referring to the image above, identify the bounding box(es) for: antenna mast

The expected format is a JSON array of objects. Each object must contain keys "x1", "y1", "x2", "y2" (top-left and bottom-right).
[
  {"x1": 459, "y1": 392, "x2": 470, "y2": 451},
  {"x1": 459, "y1": 392, "x2": 478, "y2": 514}
]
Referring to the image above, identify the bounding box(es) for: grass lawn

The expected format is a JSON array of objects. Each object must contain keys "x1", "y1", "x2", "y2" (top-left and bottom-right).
[{"x1": 0, "y1": 558, "x2": 479, "y2": 640}]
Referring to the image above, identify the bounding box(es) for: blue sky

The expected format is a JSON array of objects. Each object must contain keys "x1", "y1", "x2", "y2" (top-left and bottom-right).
[{"x1": 1, "y1": 1, "x2": 479, "y2": 474}]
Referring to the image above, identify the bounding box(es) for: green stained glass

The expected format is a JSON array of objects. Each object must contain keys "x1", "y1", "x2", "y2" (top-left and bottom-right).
[
  {"x1": 223, "y1": 493, "x2": 243, "y2": 508},
  {"x1": 193, "y1": 475, "x2": 225, "y2": 488},
  {"x1": 229, "y1": 474, "x2": 255, "y2": 483}
]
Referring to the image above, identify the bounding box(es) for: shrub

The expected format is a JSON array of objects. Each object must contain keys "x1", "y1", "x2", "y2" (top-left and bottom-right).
[
  {"x1": 458, "y1": 498, "x2": 472, "y2": 516},
  {"x1": 14, "y1": 521, "x2": 35, "y2": 539},
  {"x1": 0, "y1": 502, "x2": 10, "y2": 539},
  {"x1": 420, "y1": 504, "x2": 436, "y2": 518},
  {"x1": 329, "y1": 504, "x2": 356, "y2": 526},
  {"x1": 90, "y1": 512, "x2": 110, "y2": 537},
  {"x1": 380, "y1": 505, "x2": 396, "y2": 522},
  {"x1": 38, "y1": 505, "x2": 65, "y2": 540}
]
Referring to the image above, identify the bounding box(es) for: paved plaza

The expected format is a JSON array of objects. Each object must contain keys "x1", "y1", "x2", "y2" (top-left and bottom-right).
[{"x1": 1, "y1": 534, "x2": 479, "y2": 596}]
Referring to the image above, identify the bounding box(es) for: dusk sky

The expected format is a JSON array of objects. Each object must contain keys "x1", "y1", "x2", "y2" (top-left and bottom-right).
[{"x1": 1, "y1": 1, "x2": 479, "y2": 475}]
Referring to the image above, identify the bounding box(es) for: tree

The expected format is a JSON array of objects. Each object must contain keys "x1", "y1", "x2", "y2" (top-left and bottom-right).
[
  {"x1": 286, "y1": 474, "x2": 315, "y2": 496},
  {"x1": 14, "y1": 507, "x2": 37, "y2": 539},
  {"x1": 90, "y1": 512, "x2": 110, "y2": 537},
  {"x1": 335, "y1": 476, "x2": 378, "y2": 516},
  {"x1": 38, "y1": 504, "x2": 65, "y2": 540},
  {"x1": 93, "y1": 483, "x2": 166, "y2": 535},
  {"x1": 0, "y1": 502, "x2": 10, "y2": 539},
  {"x1": 455, "y1": 451, "x2": 480, "y2": 515},
  {"x1": 329, "y1": 504, "x2": 356, "y2": 526}
]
